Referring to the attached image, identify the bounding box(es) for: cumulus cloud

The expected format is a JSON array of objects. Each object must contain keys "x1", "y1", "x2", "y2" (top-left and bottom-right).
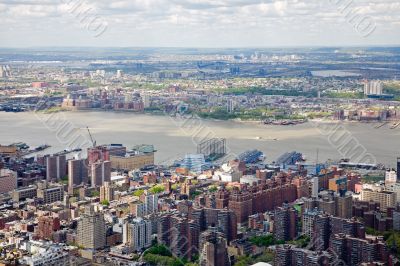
[{"x1": 0, "y1": 0, "x2": 399, "y2": 47}]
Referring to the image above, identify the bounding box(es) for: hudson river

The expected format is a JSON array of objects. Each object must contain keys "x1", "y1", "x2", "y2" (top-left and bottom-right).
[{"x1": 0, "y1": 111, "x2": 399, "y2": 167}]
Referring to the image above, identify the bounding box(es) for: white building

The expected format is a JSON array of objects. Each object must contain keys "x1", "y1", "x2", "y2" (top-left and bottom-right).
[
  {"x1": 142, "y1": 192, "x2": 159, "y2": 215},
  {"x1": 364, "y1": 80, "x2": 383, "y2": 96},
  {"x1": 385, "y1": 169, "x2": 397, "y2": 185},
  {"x1": 123, "y1": 218, "x2": 152, "y2": 252}
]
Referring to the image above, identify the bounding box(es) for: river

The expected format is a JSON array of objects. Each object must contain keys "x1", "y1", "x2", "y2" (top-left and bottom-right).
[{"x1": 0, "y1": 111, "x2": 399, "y2": 167}]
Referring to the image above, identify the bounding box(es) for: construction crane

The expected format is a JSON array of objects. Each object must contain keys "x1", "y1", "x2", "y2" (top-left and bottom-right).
[{"x1": 86, "y1": 127, "x2": 97, "y2": 147}]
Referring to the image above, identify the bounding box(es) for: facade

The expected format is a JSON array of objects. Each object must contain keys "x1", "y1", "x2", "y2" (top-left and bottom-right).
[
  {"x1": 385, "y1": 169, "x2": 397, "y2": 185},
  {"x1": 46, "y1": 155, "x2": 66, "y2": 181},
  {"x1": 0, "y1": 169, "x2": 17, "y2": 194},
  {"x1": 364, "y1": 80, "x2": 383, "y2": 96},
  {"x1": 140, "y1": 192, "x2": 159, "y2": 215},
  {"x1": 36, "y1": 182, "x2": 64, "y2": 204},
  {"x1": 100, "y1": 181, "x2": 115, "y2": 202},
  {"x1": 77, "y1": 205, "x2": 106, "y2": 250},
  {"x1": 199, "y1": 229, "x2": 230, "y2": 266},
  {"x1": 36, "y1": 216, "x2": 61, "y2": 240},
  {"x1": 274, "y1": 205, "x2": 297, "y2": 242},
  {"x1": 68, "y1": 159, "x2": 88, "y2": 187},
  {"x1": 123, "y1": 217, "x2": 152, "y2": 252},
  {"x1": 12, "y1": 185, "x2": 37, "y2": 202},
  {"x1": 90, "y1": 160, "x2": 111, "y2": 187},
  {"x1": 361, "y1": 188, "x2": 396, "y2": 211},
  {"x1": 110, "y1": 152, "x2": 154, "y2": 170}
]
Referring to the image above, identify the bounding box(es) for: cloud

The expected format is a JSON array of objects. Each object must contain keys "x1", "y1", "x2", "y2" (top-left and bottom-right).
[{"x1": 0, "y1": 0, "x2": 399, "y2": 47}]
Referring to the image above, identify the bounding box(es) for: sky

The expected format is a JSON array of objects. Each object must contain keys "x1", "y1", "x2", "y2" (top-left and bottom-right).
[{"x1": 0, "y1": 0, "x2": 399, "y2": 47}]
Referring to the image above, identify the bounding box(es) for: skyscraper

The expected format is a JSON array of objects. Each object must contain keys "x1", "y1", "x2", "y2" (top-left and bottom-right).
[
  {"x1": 77, "y1": 205, "x2": 106, "y2": 250},
  {"x1": 68, "y1": 159, "x2": 88, "y2": 187}
]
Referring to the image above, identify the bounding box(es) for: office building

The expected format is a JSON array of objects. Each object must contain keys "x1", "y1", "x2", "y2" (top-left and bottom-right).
[
  {"x1": 199, "y1": 229, "x2": 230, "y2": 266},
  {"x1": 46, "y1": 155, "x2": 66, "y2": 181},
  {"x1": 37, "y1": 181, "x2": 64, "y2": 204},
  {"x1": 77, "y1": 205, "x2": 106, "y2": 250},
  {"x1": 123, "y1": 217, "x2": 152, "y2": 252},
  {"x1": 90, "y1": 160, "x2": 111, "y2": 187},
  {"x1": 0, "y1": 169, "x2": 17, "y2": 194},
  {"x1": 68, "y1": 159, "x2": 88, "y2": 187},
  {"x1": 100, "y1": 181, "x2": 114, "y2": 202},
  {"x1": 12, "y1": 185, "x2": 37, "y2": 202}
]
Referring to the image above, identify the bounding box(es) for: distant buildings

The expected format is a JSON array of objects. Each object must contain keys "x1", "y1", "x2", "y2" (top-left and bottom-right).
[{"x1": 77, "y1": 205, "x2": 106, "y2": 250}]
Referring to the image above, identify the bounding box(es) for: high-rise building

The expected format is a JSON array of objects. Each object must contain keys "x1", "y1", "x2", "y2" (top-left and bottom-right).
[
  {"x1": 100, "y1": 181, "x2": 114, "y2": 202},
  {"x1": 68, "y1": 159, "x2": 88, "y2": 187},
  {"x1": 0, "y1": 169, "x2": 17, "y2": 194},
  {"x1": 77, "y1": 205, "x2": 106, "y2": 250},
  {"x1": 330, "y1": 234, "x2": 389, "y2": 265},
  {"x1": 123, "y1": 217, "x2": 152, "y2": 252},
  {"x1": 46, "y1": 155, "x2": 66, "y2": 181},
  {"x1": 302, "y1": 208, "x2": 321, "y2": 238},
  {"x1": 140, "y1": 191, "x2": 159, "y2": 215},
  {"x1": 274, "y1": 205, "x2": 297, "y2": 242},
  {"x1": 335, "y1": 194, "x2": 353, "y2": 219},
  {"x1": 361, "y1": 188, "x2": 396, "y2": 211},
  {"x1": 90, "y1": 161, "x2": 111, "y2": 187},
  {"x1": 312, "y1": 214, "x2": 331, "y2": 251},
  {"x1": 199, "y1": 229, "x2": 230, "y2": 266}
]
